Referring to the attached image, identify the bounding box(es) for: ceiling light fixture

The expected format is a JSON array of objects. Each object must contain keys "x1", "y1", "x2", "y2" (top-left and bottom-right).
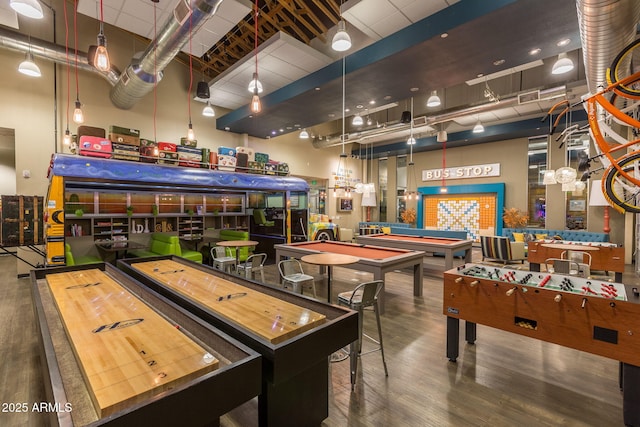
[
  {"x1": 10, "y1": 0, "x2": 43, "y2": 19},
  {"x1": 299, "y1": 129, "x2": 309, "y2": 139},
  {"x1": 332, "y1": 20, "x2": 351, "y2": 52},
  {"x1": 202, "y1": 101, "x2": 215, "y2": 117},
  {"x1": 72, "y1": 3, "x2": 84, "y2": 124},
  {"x1": 334, "y1": 56, "x2": 352, "y2": 198},
  {"x1": 250, "y1": 0, "x2": 261, "y2": 113},
  {"x1": 352, "y1": 114, "x2": 363, "y2": 126},
  {"x1": 186, "y1": 7, "x2": 195, "y2": 140},
  {"x1": 552, "y1": 52, "x2": 574, "y2": 75},
  {"x1": 92, "y1": 0, "x2": 110, "y2": 72},
  {"x1": 426, "y1": 90, "x2": 441, "y2": 107},
  {"x1": 19, "y1": 52, "x2": 41, "y2": 77},
  {"x1": 472, "y1": 119, "x2": 484, "y2": 133}
]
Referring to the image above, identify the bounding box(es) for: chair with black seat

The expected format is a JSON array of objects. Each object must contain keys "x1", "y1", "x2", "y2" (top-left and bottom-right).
[
  {"x1": 337, "y1": 280, "x2": 388, "y2": 390},
  {"x1": 253, "y1": 209, "x2": 275, "y2": 227},
  {"x1": 237, "y1": 253, "x2": 267, "y2": 282},
  {"x1": 278, "y1": 259, "x2": 316, "y2": 297},
  {"x1": 210, "y1": 246, "x2": 236, "y2": 273}
]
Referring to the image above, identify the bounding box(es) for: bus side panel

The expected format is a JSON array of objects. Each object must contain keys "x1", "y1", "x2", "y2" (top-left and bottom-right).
[{"x1": 45, "y1": 175, "x2": 66, "y2": 266}]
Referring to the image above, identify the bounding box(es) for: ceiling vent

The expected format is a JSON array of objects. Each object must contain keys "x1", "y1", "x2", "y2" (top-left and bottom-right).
[
  {"x1": 413, "y1": 116, "x2": 427, "y2": 126},
  {"x1": 518, "y1": 90, "x2": 540, "y2": 104}
]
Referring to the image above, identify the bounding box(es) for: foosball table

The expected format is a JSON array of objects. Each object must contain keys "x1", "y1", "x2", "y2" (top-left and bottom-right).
[{"x1": 443, "y1": 263, "x2": 640, "y2": 426}]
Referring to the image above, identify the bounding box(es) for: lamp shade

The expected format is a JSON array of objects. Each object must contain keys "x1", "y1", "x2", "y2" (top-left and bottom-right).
[
  {"x1": 542, "y1": 170, "x2": 557, "y2": 185},
  {"x1": 555, "y1": 166, "x2": 577, "y2": 184},
  {"x1": 299, "y1": 129, "x2": 309, "y2": 139},
  {"x1": 426, "y1": 90, "x2": 441, "y2": 107},
  {"x1": 400, "y1": 111, "x2": 412, "y2": 123},
  {"x1": 202, "y1": 101, "x2": 215, "y2": 117},
  {"x1": 18, "y1": 52, "x2": 41, "y2": 77},
  {"x1": 589, "y1": 179, "x2": 609, "y2": 206},
  {"x1": 332, "y1": 20, "x2": 352, "y2": 52},
  {"x1": 361, "y1": 183, "x2": 377, "y2": 207},
  {"x1": 552, "y1": 52, "x2": 574, "y2": 75},
  {"x1": 352, "y1": 114, "x2": 363, "y2": 126},
  {"x1": 197, "y1": 81, "x2": 210, "y2": 99},
  {"x1": 472, "y1": 121, "x2": 484, "y2": 133},
  {"x1": 10, "y1": 0, "x2": 43, "y2": 19}
]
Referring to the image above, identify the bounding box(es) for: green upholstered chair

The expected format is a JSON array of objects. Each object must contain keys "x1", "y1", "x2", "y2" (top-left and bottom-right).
[
  {"x1": 65, "y1": 243, "x2": 102, "y2": 266},
  {"x1": 253, "y1": 209, "x2": 275, "y2": 227},
  {"x1": 219, "y1": 230, "x2": 252, "y2": 262},
  {"x1": 128, "y1": 233, "x2": 202, "y2": 263}
]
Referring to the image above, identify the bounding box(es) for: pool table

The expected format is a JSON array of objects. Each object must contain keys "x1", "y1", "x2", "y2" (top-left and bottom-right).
[
  {"x1": 355, "y1": 233, "x2": 473, "y2": 272},
  {"x1": 275, "y1": 240, "x2": 424, "y2": 314}
]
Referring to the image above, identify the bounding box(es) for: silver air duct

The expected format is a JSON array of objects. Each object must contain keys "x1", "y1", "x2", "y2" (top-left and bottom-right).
[
  {"x1": 110, "y1": 0, "x2": 223, "y2": 109},
  {"x1": 576, "y1": 0, "x2": 640, "y2": 94},
  {"x1": 0, "y1": 26, "x2": 119, "y2": 84}
]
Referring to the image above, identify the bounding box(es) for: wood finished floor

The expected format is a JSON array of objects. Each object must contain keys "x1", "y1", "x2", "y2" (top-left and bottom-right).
[{"x1": 0, "y1": 251, "x2": 635, "y2": 427}]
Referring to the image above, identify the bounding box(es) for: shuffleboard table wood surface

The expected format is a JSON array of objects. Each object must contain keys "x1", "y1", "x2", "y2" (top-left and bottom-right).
[
  {"x1": 46, "y1": 268, "x2": 219, "y2": 417},
  {"x1": 131, "y1": 259, "x2": 326, "y2": 344}
]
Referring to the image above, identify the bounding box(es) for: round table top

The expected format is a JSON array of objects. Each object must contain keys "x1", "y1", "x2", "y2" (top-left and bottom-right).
[
  {"x1": 301, "y1": 253, "x2": 360, "y2": 266},
  {"x1": 216, "y1": 240, "x2": 259, "y2": 247},
  {"x1": 540, "y1": 243, "x2": 600, "y2": 251}
]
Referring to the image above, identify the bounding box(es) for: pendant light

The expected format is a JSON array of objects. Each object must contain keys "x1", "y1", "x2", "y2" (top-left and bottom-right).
[
  {"x1": 186, "y1": 9, "x2": 195, "y2": 141},
  {"x1": 472, "y1": 119, "x2": 484, "y2": 133},
  {"x1": 19, "y1": 46, "x2": 41, "y2": 77},
  {"x1": 92, "y1": 0, "x2": 110, "y2": 72},
  {"x1": 62, "y1": 0, "x2": 71, "y2": 148},
  {"x1": 405, "y1": 98, "x2": 420, "y2": 200},
  {"x1": 426, "y1": 90, "x2": 441, "y2": 107},
  {"x1": 352, "y1": 114, "x2": 363, "y2": 126},
  {"x1": 202, "y1": 101, "x2": 215, "y2": 117},
  {"x1": 72, "y1": 0, "x2": 84, "y2": 124},
  {"x1": 335, "y1": 56, "x2": 351, "y2": 197},
  {"x1": 552, "y1": 53, "x2": 574, "y2": 75},
  {"x1": 299, "y1": 129, "x2": 309, "y2": 139},
  {"x1": 249, "y1": 0, "x2": 262, "y2": 113},
  {"x1": 10, "y1": 0, "x2": 44, "y2": 19},
  {"x1": 332, "y1": 1, "x2": 351, "y2": 52}
]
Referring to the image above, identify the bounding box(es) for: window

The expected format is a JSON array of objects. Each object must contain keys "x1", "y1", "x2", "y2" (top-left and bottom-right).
[
  {"x1": 527, "y1": 137, "x2": 547, "y2": 227},
  {"x1": 379, "y1": 158, "x2": 388, "y2": 221}
]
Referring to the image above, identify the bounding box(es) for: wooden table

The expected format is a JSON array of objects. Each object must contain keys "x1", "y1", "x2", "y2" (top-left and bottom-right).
[
  {"x1": 95, "y1": 240, "x2": 147, "y2": 260},
  {"x1": 355, "y1": 233, "x2": 473, "y2": 272},
  {"x1": 275, "y1": 241, "x2": 424, "y2": 314},
  {"x1": 529, "y1": 241, "x2": 624, "y2": 282},
  {"x1": 217, "y1": 240, "x2": 258, "y2": 268},
  {"x1": 117, "y1": 256, "x2": 358, "y2": 427},
  {"x1": 301, "y1": 253, "x2": 359, "y2": 302}
]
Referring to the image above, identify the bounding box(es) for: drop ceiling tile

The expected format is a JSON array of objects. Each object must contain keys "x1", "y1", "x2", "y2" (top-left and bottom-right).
[
  {"x1": 115, "y1": 12, "x2": 151, "y2": 39},
  {"x1": 402, "y1": 0, "x2": 450, "y2": 23},
  {"x1": 0, "y1": 5, "x2": 18, "y2": 29},
  {"x1": 371, "y1": 12, "x2": 412, "y2": 38},
  {"x1": 121, "y1": 0, "x2": 155, "y2": 25}
]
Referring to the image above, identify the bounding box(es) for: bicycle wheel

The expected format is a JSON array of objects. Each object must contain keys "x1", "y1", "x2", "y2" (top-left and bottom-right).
[
  {"x1": 607, "y1": 38, "x2": 640, "y2": 98},
  {"x1": 603, "y1": 151, "x2": 640, "y2": 213}
]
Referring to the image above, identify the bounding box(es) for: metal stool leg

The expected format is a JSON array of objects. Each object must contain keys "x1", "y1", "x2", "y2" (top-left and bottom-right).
[
  {"x1": 350, "y1": 306, "x2": 364, "y2": 391},
  {"x1": 374, "y1": 301, "x2": 388, "y2": 376},
  {"x1": 259, "y1": 269, "x2": 264, "y2": 283}
]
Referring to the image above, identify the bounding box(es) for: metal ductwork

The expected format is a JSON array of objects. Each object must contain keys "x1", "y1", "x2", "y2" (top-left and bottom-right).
[
  {"x1": 312, "y1": 86, "x2": 568, "y2": 149},
  {"x1": 576, "y1": 0, "x2": 640, "y2": 94},
  {"x1": 110, "y1": 0, "x2": 223, "y2": 110},
  {"x1": 0, "y1": 27, "x2": 119, "y2": 85}
]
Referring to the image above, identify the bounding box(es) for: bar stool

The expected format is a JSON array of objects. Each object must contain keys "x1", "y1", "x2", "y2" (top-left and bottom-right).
[
  {"x1": 211, "y1": 246, "x2": 236, "y2": 273},
  {"x1": 337, "y1": 280, "x2": 388, "y2": 390},
  {"x1": 237, "y1": 253, "x2": 267, "y2": 282},
  {"x1": 278, "y1": 259, "x2": 317, "y2": 298}
]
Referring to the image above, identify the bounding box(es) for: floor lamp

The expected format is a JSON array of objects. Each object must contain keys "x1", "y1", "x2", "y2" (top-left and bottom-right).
[{"x1": 589, "y1": 179, "x2": 610, "y2": 234}]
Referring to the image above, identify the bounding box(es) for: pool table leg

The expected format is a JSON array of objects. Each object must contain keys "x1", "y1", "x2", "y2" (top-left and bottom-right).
[
  {"x1": 413, "y1": 262, "x2": 423, "y2": 297},
  {"x1": 444, "y1": 251, "x2": 454, "y2": 271}
]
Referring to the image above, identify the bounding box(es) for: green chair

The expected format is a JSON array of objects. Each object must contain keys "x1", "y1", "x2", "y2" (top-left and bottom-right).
[
  {"x1": 253, "y1": 209, "x2": 275, "y2": 227},
  {"x1": 65, "y1": 243, "x2": 102, "y2": 266}
]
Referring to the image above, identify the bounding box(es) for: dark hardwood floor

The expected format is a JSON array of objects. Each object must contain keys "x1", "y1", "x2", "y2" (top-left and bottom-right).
[{"x1": 0, "y1": 250, "x2": 634, "y2": 426}]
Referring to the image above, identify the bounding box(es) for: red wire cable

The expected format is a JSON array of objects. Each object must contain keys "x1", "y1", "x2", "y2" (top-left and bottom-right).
[
  {"x1": 63, "y1": 1, "x2": 69, "y2": 128},
  {"x1": 188, "y1": 10, "x2": 193, "y2": 123},
  {"x1": 100, "y1": 0, "x2": 103, "y2": 22},
  {"x1": 254, "y1": 0, "x2": 258, "y2": 75},
  {"x1": 74, "y1": 0, "x2": 79, "y2": 99},
  {"x1": 153, "y1": 2, "x2": 157, "y2": 143}
]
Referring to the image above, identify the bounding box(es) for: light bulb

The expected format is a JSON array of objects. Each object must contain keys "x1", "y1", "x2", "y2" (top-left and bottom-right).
[
  {"x1": 93, "y1": 32, "x2": 110, "y2": 72},
  {"x1": 247, "y1": 72, "x2": 263, "y2": 93},
  {"x1": 187, "y1": 123, "x2": 195, "y2": 141},
  {"x1": 332, "y1": 21, "x2": 351, "y2": 52},
  {"x1": 63, "y1": 129, "x2": 71, "y2": 145},
  {"x1": 73, "y1": 100, "x2": 84, "y2": 124},
  {"x1": 407, "y1": 136, "x2": 416, "y2": 145},
  {"x1": 251, "y1": 93, "x2": 262, "y2": 114},
  {"x1": 333, "y1": 188, "x2": 337, "y2": 197}
]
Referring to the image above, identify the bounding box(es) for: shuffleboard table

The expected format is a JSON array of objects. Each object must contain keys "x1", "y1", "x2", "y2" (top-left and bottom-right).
[
  {"x1": 355, "y1": 233, "x2": 473, "y2": 272},
  {"x1": 31, "y1": 263, "x2": 261, "y2": 427},
  {"x1": 274, "y1": 240, "x2": 425, "y2": 314},
  {"x1": 116, "y1": 256, "x2": 358, "y2": 427}
]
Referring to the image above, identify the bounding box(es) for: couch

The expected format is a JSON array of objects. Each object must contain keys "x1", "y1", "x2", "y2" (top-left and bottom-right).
[
  {"x1": 65, "y1": 243, "x2": 102, "y2": 266},
  {"x1": 502, "y1": 228, "x2": 609, "y2": 243},
  {"x1": 390, "y1": 227, "x2": 468, "y2": 257},
  {"x1": 359, "y1": 222, "x2": 412, "y2": 231},
  {"x1": 218, "y1": 230, "x2": 252, "y2": 262},
  {"x1": 129, "y1": 233, "x2": 203, "y2": 263},
  {"x1": 480, "y1": 235, "x2": 526, "y2": 264}
]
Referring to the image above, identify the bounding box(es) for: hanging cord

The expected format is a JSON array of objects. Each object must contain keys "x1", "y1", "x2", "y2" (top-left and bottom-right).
[
  {"x1": 254, "y1": 0, "x2": 258, "y2": 76},
  {"x1": 63, "y1": 1, "x2": 69, "y2": 131},
  {"x1": 153, "y1": 0, "x2": 157, "y2": 144},
  {"x1": 73, "y1": 0, "x2": 79, "y2": 102},
  {"x1": 188, "y1": 9, "x2": 193, "y2": 127}
]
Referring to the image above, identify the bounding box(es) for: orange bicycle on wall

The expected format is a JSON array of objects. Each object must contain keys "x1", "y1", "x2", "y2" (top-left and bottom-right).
[{"x1": 546, "y1": 38, "x2": 640, "y2": 213}]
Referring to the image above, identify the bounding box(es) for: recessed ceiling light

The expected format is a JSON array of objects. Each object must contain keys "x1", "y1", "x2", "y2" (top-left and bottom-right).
[
  {"x1": 286, "y1": 126, "x2": 292, "y2": 130},
  {"x1": 384, "y1": 95, "x2": 391, "y2": 100},
  {"x1": 410, "y1": 87, "x2": 419, "y2": 92},
  {"x1": 315, "y1": 87, "x2": 320, "y2": 91},
  {"x1": 529, "y1": 48, "x2": 541, "y2": 55},
  {"x1": 279, "y1": 128, "x2": 284, "y2": 132},
  {"x1": 224, "y1": 127, "x2": 230, "y2": 131},
  {"x1": 328, "y1": 113, "x2": 335, "y2": 118},
  {"x1": 249, "y1": 115, "x2": 253, "y2": 119},
  {"x1": 271, "y1": 130, "x2": 277, "y2": 135},
  {"x1": 477, "y1": 73, "x2": 484, "y2": 78},
  {"x1": 441, "y1": 33, "x2": 448, "y2": 38},
  {"x1": 369, "y1": 100, "x2": 376, "y2": 104},
  {"x1": 557, "y1": 38, "x2": 571, "y2": 47},
  {"x1": 493, "y1": 59, "x2": 505, "y2": 66},
  {"x1": 356, "y1": 104, "x2": 363, "y2": 109},
  {"x1": 345, "y1": 108, "x2": 350, "y2": 112},
  {"x1": 294, "y1": 124, "x2": 300, "y2": 127}
]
